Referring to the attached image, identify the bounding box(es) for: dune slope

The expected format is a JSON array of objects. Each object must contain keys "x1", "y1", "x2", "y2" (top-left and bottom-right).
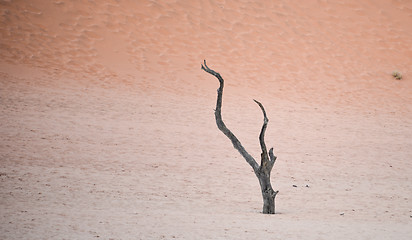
[{"x1": 1, "y1": 0, "x2": 412, "y2": 239}]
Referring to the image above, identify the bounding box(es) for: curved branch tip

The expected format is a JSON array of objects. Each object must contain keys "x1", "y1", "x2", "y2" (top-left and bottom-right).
[
  {"x1": 201, "y1": 60, "x2": 210, "y2": 71},
  {"x1": 254, "y1": 99, "x2": 268, "y2": 122}
]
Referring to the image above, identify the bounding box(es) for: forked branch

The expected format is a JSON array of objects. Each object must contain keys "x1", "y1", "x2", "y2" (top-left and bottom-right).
[{"x1": 201, "y1": 60, "x2": 279, "y2": 214}]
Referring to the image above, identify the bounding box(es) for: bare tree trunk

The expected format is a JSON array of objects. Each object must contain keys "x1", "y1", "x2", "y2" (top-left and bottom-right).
[{"x1": 201, "y1": 60, "x2": 279, "y2": 214}]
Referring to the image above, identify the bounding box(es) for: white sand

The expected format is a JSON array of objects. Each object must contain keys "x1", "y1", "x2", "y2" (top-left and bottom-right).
[{"x1": 1, "y1": 0, "x2": 411, "y2": 239}]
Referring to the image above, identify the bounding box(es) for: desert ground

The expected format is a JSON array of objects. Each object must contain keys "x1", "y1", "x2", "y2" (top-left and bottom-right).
[{"x1": 1, "y1": 0, "x2": 412, "y2": 239}]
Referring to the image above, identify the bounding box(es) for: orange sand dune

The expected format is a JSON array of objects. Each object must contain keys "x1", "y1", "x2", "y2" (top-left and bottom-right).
[{"x1": 1, "y1": 0, "x2": 412, "y2": 239}]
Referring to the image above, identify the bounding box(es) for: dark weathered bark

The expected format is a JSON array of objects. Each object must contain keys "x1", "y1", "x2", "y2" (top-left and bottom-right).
[
  {"x1": 201, "y1": 60, "x2": 279, "y2": 214},
  {"x1": 254, "y1": 99, "x2": 279, "y2": 214}
]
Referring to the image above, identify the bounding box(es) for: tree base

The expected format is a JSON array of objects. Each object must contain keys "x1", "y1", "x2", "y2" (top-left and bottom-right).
[{"x1": 259, "y1": 173, "x2": 279, "y2": 214}]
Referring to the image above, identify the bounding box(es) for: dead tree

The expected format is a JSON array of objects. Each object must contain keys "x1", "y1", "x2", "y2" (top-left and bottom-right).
[{"x1": 201, "y1": 60, "x2": 279, "y2": 214}]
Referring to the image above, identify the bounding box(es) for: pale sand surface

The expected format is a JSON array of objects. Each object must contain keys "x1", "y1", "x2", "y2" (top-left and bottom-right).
[{"x1": 1, "y1": 0, "x2": 412, "y2": 239}]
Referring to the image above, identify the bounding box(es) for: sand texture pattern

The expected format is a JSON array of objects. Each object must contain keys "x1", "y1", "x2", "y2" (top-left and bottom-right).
[{"x1": 1, "y1": 0, "x2": 412, "y2": 239}]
